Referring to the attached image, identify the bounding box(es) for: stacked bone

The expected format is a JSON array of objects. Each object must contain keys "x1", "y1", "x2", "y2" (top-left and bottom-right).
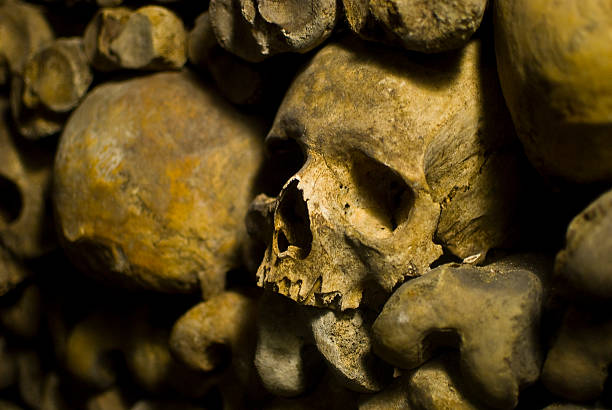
[{"x1": 0, "y1": 0, "x2": 610, "y2": 409}]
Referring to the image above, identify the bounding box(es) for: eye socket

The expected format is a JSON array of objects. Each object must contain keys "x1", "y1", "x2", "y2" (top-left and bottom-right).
[
  {"x1": 349, "y1": 151, "x2": 413, "y2": 233},
  {"x1": 256, "y1": 137, "x2": 306, "y2": 197}
]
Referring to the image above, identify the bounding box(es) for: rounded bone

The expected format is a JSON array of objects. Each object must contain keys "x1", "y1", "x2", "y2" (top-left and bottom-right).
[
  {"x1": 0, "y1": 0, "x2": 53, "y2": 84},
  {"x1": 209, "y1": 0, "x2": 337, "y2": 62},
  {"x1": 0, "y1": 99, "x2": 55, "y2": 258},
  {"x1": 170, "y1": 290, "x2": 258, "y2": 375},
  {"x1": 54, "y1": 71, "x2": 264, "y2": 295},
  {"x1": 0, "y1": 283, "x2": 41, "y2": 339},
  {"x1": 11, "y1": 37, "x2": 92, "y2": 138},
  {"x1": 555, "y1": 189, "x2": 612, "y2": 299},
  {"x1": 343, "y1": 0, "x2": 487, "y2": 53},
  {"x1": 84, "y1": 6, "x2": 186, "y2": 71},
  {"x1": 541, "y1": 306, "x2": 612, "y2": 402},
  {"x1": 373, "y1": 259, "x2": 544, "y2": 408},
  {"x1": 252, "y1": 38, "x2": 521, "y2": 310},
  {"x1": 494, "y1": 0, "x2": 612, "y2": 183}
]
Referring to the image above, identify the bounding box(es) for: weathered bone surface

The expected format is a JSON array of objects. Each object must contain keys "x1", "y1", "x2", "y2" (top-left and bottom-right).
[
  {"x1": 373, "y1": 258, "x2": 544, "y2": 408},
  {"x1": 343, "y1": 0, "x2": 487, "y2": 53},
  {"x1": 0, "y1": 0, "x2": 53, "y2": 84},
  {"x1": 555, "y1": 189, "x2": 612, "y2": 299},
  {"x1": 54, "y1": 71, "x2": 264, "y2": 295},
  {"x1": 254, "y1": 291, "x2": 392, "y2": 396},
  {"x1": 494, "y1": 0, "x2": 612, "y2": 183},
  {"x1": 84, "y1": 6, "x2": 186, "y2": 71},
  {"x1": 209, "y1": 0, "x2": 338, "y2": 62},
  {"x1": 11, "y1": 37, "x2": 92, "y2": 138},
  {"x1": 0, "y1": 99, "x2": 55, "y2": 258},
  {"x1": 541, "y1": 305, "x2": 612, "y2": 402},
  {"x1": 250, "y1": 38, "x2": 521, "y2": 310}
]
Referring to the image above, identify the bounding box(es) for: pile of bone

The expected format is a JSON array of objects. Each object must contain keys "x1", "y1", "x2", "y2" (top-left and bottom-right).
[{"x1": 0, "y1": 0, "x2": 611, "y2": 408}]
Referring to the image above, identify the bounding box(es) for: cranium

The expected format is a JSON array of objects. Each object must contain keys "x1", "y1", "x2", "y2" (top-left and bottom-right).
[{"x1": 249, "y1": 38, "x2": 521, "y2": 310}]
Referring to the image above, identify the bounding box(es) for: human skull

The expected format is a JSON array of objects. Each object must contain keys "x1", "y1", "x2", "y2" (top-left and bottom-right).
[{"x1": 248, "y1": 38, "x2": 521, "y2": 310}]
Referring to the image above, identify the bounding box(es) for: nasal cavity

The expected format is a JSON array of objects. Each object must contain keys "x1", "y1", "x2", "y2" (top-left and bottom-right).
[
  {"x1": 0, "y1": 175, "x2": 23, "y2": 228},
  {"x1": 275, "y1": 180, "x2": 313, "y2": 259}
]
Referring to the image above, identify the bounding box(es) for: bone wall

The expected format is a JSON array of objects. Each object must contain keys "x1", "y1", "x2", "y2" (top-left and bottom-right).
[{"x1": 0, "y1": 0, "x2": 611, "y2": 409}]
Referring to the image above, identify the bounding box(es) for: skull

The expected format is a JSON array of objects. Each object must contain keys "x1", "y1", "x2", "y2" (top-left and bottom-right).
[{"x1": 248, "y1": 38, "x2": 521, "y2": 310}]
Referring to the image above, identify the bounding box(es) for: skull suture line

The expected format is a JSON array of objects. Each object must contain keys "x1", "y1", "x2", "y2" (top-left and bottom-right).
[{"x1": 249, "y1": 38, "x2": 521, "y2": 310}]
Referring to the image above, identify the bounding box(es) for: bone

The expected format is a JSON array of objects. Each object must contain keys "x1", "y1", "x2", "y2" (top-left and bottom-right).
[
  {"x1": 541, "y1": 305, "x2": 612, "y2": 402},
  {"x1": 343, "y1": 0, "x2": 487, "y2": 53},
  {"x1": 0, "y1": 0, "x2": 53, "y2": 83},
  {"x1": 65, "y1": 307, "x2": 210, "y2": 395},
  {"x1": 555, "y1": 188, "x2": 612, "y2": 299},
  {"x1": 373, "y1": 259, "x2": 544, "y2": 408},
  {"x1": 310, "y1": 309, "x2": 393, "y2": 393},
  {"x1": 0, "y1": 283, "x2": 41, "y2": 339},
  {"x1": 86, "y1": 388, "x2": 129, "y2": 410},
  {"x1": 254, "y1": 291, "x2": 321, "y2": 397},
  {"x1": 10, "y1": 37, "x2": 92, "y2": 139},
  {"x1": 406, "y1": 357, "x2": 481, "y2": 410},
  {"x1": 0, "y1": 98, "x2": 56, "y2": 258},
  {"x1": 252, "y1": 38, "x2": 522, "y2": 310},
  {"x1": 16, "y1": 350, "x2": 45, "y2": 409},
  {"x1": 0, "y1": 246, "x2": 29, "y2": 297},
  {"x1": 209, "y1": 0, "x2": 338, "y2": 62},
  {"x1": 494, "y1": 0, "x2": 612, "y2": 184},
  {"x1": 54, "y1": 70, "x2": 264, "y2": 295},
  {"x1": 84, "y1": 6, "x2": 186, "y2": 71},
  {"x1": 170, "y1": 290, "x2": 258, "y2": 377}
]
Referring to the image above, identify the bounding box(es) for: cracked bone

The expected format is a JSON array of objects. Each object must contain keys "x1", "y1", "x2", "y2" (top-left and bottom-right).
[
  {"x1": 342, "y1": 0, "x2": 487, "y2": 53},
  {"x1": 54, "y1": 71, "x2": 264, "y2": 295},
  {"x1": 541, "y1": 305, "x2": 612, "y2": 402},
  {"x1": 0, "y1": 0, "x2": 53, "y2": 85},
  {"x1": 84, "y1": 6, "x2": 186, "y2": 71},
  {"x1": 11, "y1": 37, "x2": 92, "y2": 139},
  {"x1": 255, "y1": 291, "x2": 392, "y2": 396},
  {"x1": 0, "y1": 98, "x2": 55, "y2": 258},
  {"x1": 555, "y1": 188, "x2": 612, "y2": 299},
  {"x1": 209, "y1": 0, "x2": 338, "y2": 62},
  {"x1": 373, "y1": 259, "x2": 544, "y2": 408},
  {"x1": 494, "y1": 0, "x2": 612, "y2": 183},
  {"x1": 249, "y1": 38, "x2": 522, "y2": 310}
]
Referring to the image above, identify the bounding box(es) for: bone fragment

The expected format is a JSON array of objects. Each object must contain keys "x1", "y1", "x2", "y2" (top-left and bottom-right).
[
  {"x1": 0, "y1": 0, "x2": 53, "y2": 84},
  {"x1": 0, "y1": 247, "x2": 29, "y2": 297},
  {"x1": 54, "y1": 70, "x2": 264, "y2": 295},
  {"x1": 0, "y1": 283, "x2": 41, "y2": 339},
  {"x1": 343, "y1": 0, "x2": 487, "y2": 53},
  {"x1": 84, "y1": 6, "x2": 186, "y2": 71},
  {"x1": 170, "y1": 290, "x2": 257, "y2": 378},
  {"x1": 555, "y1": 189, "x2": 612, "y2": 299},
  {"x1": 209, "y1": 0, "x2": 337, "y2": 62},
  {"x1": 310, "y1": 309, "x2": 393, "y2": 393},
  {"x1": 86, "y1": 388, "x2": 129, "y2": 410},
  {"x1": 494, "y1": 0, "x2": 612, "y2": 183},
  {"x1": 373, "y1": 259, "x2": 544, "y2": 408},
  {"x1": 542, "y1": 306, "x2": 612, "y2": 402},
  {"x1": 11, "y1": 37, "x2": 92, "y2": 138}
]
